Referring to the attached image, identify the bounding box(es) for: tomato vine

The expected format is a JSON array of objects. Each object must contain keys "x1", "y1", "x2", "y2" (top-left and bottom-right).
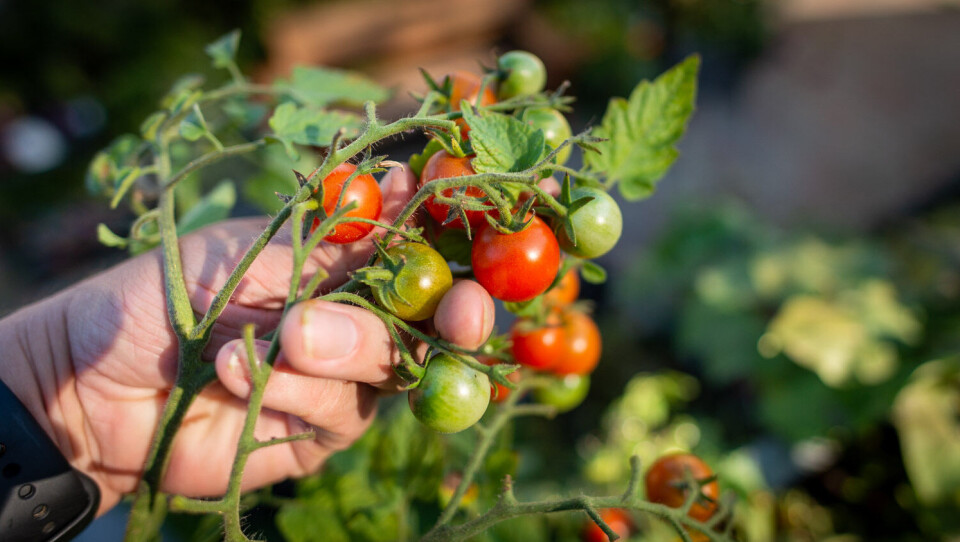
[{"x1": 87, "y1": 29, "x2": 716, "y2": 542}]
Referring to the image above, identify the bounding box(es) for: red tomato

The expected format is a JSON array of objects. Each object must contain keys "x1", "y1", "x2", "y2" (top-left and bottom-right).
[
  {"x1": 471, "y1": 215, "x2": 561, "y2": 302},
  {"x1": 582, "y1": 508, "x2": 633, "y2": 542},
  {"x1": 510, "y1": 312, "x2": 565, "y2": 370},
  {"x1": 543, "y1": 267, "x2": 580, "y2": 306},
  {"x1": 552, "y1": 310, "x2": 601, "y2": 376},
  {"x1": 645, "y1": 453, "x2": 719, "y2": 522},
  {"x1": 419, "y1": 151, "x2": 492, "y2": 229},
  {"x1": 312, "y1": 163, "x2": 382, "y2": 244},
  {"x1": 448, "y1": 71, "x2": 496, "y2": 139}
]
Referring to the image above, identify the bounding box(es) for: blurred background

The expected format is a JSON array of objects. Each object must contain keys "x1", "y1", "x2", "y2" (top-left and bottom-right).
[{"x1": 2, "y1": 0, "x2": 960, "y2": 540}]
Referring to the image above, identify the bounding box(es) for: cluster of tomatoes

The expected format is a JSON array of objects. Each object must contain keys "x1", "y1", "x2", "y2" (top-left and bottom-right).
[
  {"x1": 583, "y1": 453, "x2": 720, "y2": 542},
  {"x1": 308, "y1": 50, "x2": 624, "y2": 434}
]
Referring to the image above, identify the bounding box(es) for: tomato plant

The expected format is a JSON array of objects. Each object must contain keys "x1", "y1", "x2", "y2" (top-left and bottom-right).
[
  {"x1": 471, "y1": 215, "x2": 561, "y2": 302},
  {"x1": 510, "y1": 312, "x2": 565, "y2": 370},
  {"x1": 408, "y1": 354, "x2": 491, "y2": 434},
  {"x1": 86, "y1": 29, "x2": 704, "y2": 542},
  {"x1": 645, "y1": 453, "x2": 720, "y2": 522},
  {"x1": 420, "y1": 150, "x2": 492, "y2": 229},
  {"x1": 556, "y1": 187, "x2": 623, "y2": 259},
  {"x1": 311, "y1": 163, "x2": 382, "y2": 244},
  {"x1": 497, "y1": 50, "x2": 547, "y2": 100},
  {"x1": 552, "y1": 309, "x2": 602, "y2": 375},
  {"x1": 371, "y1": 242, "x2": 453, "y2": 321},
  {"x1": 521, "y1": 107, "x2": 573, "y2": 166},
  {"x1": 581, "y1": 508, "x2": 633, "y2": 542}
]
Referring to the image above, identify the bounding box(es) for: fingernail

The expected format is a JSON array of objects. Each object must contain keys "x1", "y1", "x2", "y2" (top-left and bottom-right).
[
  {"x1": 301, "y1": 304, "x2": 359, "y2": 362},
  {"x1": 226, "y1": 347, "x2": 243, "y2": 374}
]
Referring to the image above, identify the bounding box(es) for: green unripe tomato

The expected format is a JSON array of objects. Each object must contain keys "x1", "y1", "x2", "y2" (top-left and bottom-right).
[
  {"x1": 533, "y1": 374, "x2": 590, "y2": 413},
  {"x1": 372, "y1": 242, "x2": 452, "y2": 321},
  {"x1": 409, "y1": 354, "x2": 491, "y2": 433},
  {"x1": 557, "y1": 187, "x2": 623, "y2": 259},
  {"x1": 522, "y1": 107, "x2": 573, "y2": 166},
  {"x1": 497, "y1": 50, "x2": 546, "y2": 100}
]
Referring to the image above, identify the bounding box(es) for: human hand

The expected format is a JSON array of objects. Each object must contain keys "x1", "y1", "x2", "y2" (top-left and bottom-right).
[{"x1": 0, "y1": 166, "x2": 495, "y2": 515}]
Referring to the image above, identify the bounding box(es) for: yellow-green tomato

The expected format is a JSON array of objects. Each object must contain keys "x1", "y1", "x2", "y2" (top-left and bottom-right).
[
  {"x1": 522, "y1": 107, "x2": 573, "y2": 166},
  {"x1": 497, "y1": 50, "x2": 546, "y2": 99},
  {"x1": 372, "y1": 242, "x2": 452, "y2": 321},
  {"x1": 533, "y1": 374, "x2": 590, "y2": 413},
  {"x1": 557, "y1": 187, "x2": 623, "y2": 259},
  {"x1": 409, "y1": 355, "x2": 491, "y2": 433}
]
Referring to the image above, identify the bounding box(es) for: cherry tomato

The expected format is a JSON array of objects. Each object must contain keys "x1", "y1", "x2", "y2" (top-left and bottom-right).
[
  {"x1": 482, "y1": 357, "x2": 521, "y2": 403},
  {"x1": 419, "y1": 150, "x2": 492, "y2": 229},
  {"x1": 311, "y1": 163, "x2": 383, "y2": 244},
  {"x1": 510, "y1": 311, "x2": 565, "y2": 370},
  {"x1": 582, "y1": 508, "x2": 633, "y2": 542},
  {"x1": 497, "y1": 50, "x2": 547, "y2": 100},
  {"x1": 471, "y1": 215, "x2": 561, "y2": 302},
  {"x1": 645, "y1": 453, "x2": 720, "y2": 522},
  {"x1": 521, "y1": 107, "x2": 572, "y2": 166},
  {"x1": 556, "y1": 187, "x2": 623, "y2": 259},
  {"x1": 448, "y1": 71, "x2": 496, "y2": 139},
  {"x1": 408, "y1": 354, "x2": 491, "y2": 433},
  {"x1": 533, "y1": 374, "x2": 590, "y2": 413},
  {"x1": 371, "y1": 242, "x2": 452, "y2": 321},
  {"x1": 543, "y1": 267, "x2": 580, "y2": 306},
  {"x1": 552, "y1": 310, "x2": 602, "y2": 375}
]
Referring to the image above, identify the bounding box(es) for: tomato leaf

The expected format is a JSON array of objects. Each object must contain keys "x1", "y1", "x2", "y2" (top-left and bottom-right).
[
  {"x1": 580, "y1": 260, "x2": 608, "y2": 284},
  {"x1": 275, "y1": 66, "x2": 390, "y2": 108},
  {"x1": 176, "y1": 180, "x2": 236, "y2": 235},
  {"x1": 161, "y1": 74, "x2": 205, "y2": 110},
  {"x1": 463, "y1": 107, "x2": 546, "y2": 173},
  {"x1": 178, "y1": 105, "x2": 208, "y2": 142},
  {"x1": 409, "y1": 138, "x2": 445, "y2": 179},
  {"x1": 96, "y1": 223, "x2": 128, "y2": 249},
  {"x1": 85, "y1": 134, "x2": 142, "y2": 196},
  {"x1": 585, "y1": 55, "x2": 699, "y2": 201},
  {"x1": 139, "y1": 111, "x2": 167, "y2": 142},
  {"x1": 267, "y1": 103, "x2": 363, "y2": 160},
  {"x1": 204, "y1": 29, "x2": 241, "y2": 69},
  {"x1": 432, "y1": 228, "x2": 473, "y2": 267}
]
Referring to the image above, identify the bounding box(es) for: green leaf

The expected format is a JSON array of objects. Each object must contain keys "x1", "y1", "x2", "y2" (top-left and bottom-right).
[
  {"x1": 178, "y1": 107, "x2": 207, "y2": 142},
  {"x1": 86, "y1": 135, "x2": 143, "y2": 197},
  {"x1": 275, "y1": 66, "x2": 390, "y2": 108},
  {"x1": 893, "y1": 358, "x2": 960, "y2": 505},
  {"x1": 109, "y1": 166, "x2": 142, "y2": 209},
  {"x1": 409, "y1": 138, "x2": 444, "y2": 179},
  {"x1": 161, "y1": 74, "x2": 205, "y2": 109},
  {"x1": 580, "y1": 260, "x2": 607, "y2": 284},
  {"x1": 204, "y1": 29, "x2": 240, "y2": 69},
  {"x1": 244, "y1": 144, "x2": 316, "y2": 213},
  {"x1": 277, "y1": 493, "x2": 351, "y2": 542},
  {"x1": 268, "y1": 102, "x2": 363, "y2": 160},
  {"x1": 585, "y1": 55, "x2": 699, "y2": 201},
  {"x1": 166, "y1": 89, "x2": 203, "y2": 117},
  {"x1": 503, "y1": 299, "x2": 540, "y2": 318},
  {"x1": 432, "y1": 228, "x2": 473, "y2": 267},
  {"x1": 140, "y1": 111, "x2": 167, "y2": 142},
  {"x1": 463, "y1": 107, "x2": 546, "y2": 173},
  {"x1": 176, "y1": 180, "x2": 236, "y2": 235},
  {"x1": 96, "y1": 223, "x2": 128, "y2": 249}
]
